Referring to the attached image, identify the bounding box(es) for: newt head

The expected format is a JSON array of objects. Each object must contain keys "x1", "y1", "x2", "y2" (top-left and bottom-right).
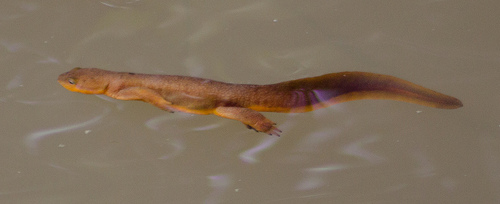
[{"x1": 57, "y1": 67, "x2": 110, "y2": 94}]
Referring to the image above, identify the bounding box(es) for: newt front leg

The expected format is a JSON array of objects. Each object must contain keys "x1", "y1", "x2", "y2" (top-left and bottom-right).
[
  {"x1": 110, "y1": 87, "x2": 177, "y2": 113},
  {"x1": 214, "y1": 106, "x2": 282, "y2": 136}
]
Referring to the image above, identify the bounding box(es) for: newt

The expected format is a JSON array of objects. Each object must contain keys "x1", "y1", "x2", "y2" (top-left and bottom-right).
[{"x1": 58, "y1": 67, "x2": 462, "y2": 136}]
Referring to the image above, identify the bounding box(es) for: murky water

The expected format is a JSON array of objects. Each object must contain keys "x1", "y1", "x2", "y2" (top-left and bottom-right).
[{"x1": 1, "y1": 1, "x2": 499, "y2": 203}]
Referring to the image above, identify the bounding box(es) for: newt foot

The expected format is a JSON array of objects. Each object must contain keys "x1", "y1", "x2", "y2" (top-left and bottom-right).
[{"x1": 246, "y1": 123, "x2": 282, "y2": 137}]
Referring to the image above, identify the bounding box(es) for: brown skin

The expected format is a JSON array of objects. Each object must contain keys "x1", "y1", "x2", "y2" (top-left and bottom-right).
[{"x1": 58, "y1": 67, "x2": 463, "y2": 136}]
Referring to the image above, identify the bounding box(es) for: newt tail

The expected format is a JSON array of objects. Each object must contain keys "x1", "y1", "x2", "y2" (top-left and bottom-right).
[
  {"x1": 248, "y1": 72, "x2": 463, "y2": 113},
  {"x1": 58, "y1": 68, "x2": 462, "y2": 136}
]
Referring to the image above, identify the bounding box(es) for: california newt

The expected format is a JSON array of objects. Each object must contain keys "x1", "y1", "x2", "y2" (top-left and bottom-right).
[{"x1": 58, "y1": 67, "x2": 462, "y2": 136}]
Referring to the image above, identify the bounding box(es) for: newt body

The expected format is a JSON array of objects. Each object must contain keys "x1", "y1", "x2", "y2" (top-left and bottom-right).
[{"x1": 58, "y1": 67, "x2": 462, "y2": 136}]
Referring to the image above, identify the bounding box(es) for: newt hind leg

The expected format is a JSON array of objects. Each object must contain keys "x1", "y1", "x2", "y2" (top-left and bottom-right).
[{"x1": 214, "y1": 107, "x2": 282, "y2": 136}]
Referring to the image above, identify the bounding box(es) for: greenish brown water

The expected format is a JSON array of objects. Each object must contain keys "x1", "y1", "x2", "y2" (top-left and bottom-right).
[{"x1": 1, "y1": 1, "x2": 498, "y2": 203}]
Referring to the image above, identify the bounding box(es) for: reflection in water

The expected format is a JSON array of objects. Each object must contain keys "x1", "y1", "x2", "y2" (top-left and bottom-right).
[
  {"x1": 227, "y1": 1, "x2": 268, "y2": 14},
  {"x1": 46, "y1": 162, "x2": 79, "y2": 176},
  {"x1": 480, "y1": 137, "x2": 500, "y2": 183},
  {"x1": 37, "y1": 56, "x2": 59, "y2": 64},
  {"x1": 2, "y1": 37, "x2": 60, "y2": 65},
  {"x1": 1, "y1": 40, "x2": 24, "y2": 52},
  {"x1": 342, "y1": 135, "x2": 386, "y2": 164},
  {"x1": 145, "y1": 115, "x2": 192, "y2": 160},
  {"x1": 6, "y1": 75, "x2": 23, "y2": 90},
  {"x1": 187, "y1": 19, "x2": 219, "y2": 44},
  {"x1": 158, "y1": 138, "x2": 185, "y2": 160},
  {"x1": 411, "y1": 148, "x2": 436, "y2": 178},
  {"x1": 440, "y1": 177, "x2": 459, "y2": 191},
  {"x1": 66, "y1": 8, "x2": 155, "y2": 63},
  {"x1": 291, "y1": 88, "x2": 342, "y2": 111},
  {"x1": 296, "y1": 164, "x2": 348, "y2": 190},
  {"x1": 205, "y1": 174, "x2": 231, "y2": 204},
  {"x1": 191, "y1": 123, "x2": 222, "y2": 131},
  {"x1": 99, "y1": 0, "x2": 142, "y2": 9},
  {"x1": 95, "y1": 95, "x2": 126, "y2": 110},
  {"x1": 184, "y1": 55, "x2": 207, "y2": 77},
  {"x1": 145, "y1": 107, "x2": 221, "y2": 132},
  {"x1": 184, "y1": 1, "x2": 274, "y2": 44},
  {"x1": 296, "y1": 128, "x2": 340, "y2": 152},
  {"x1": 240, "y1": 136, "x2": 279, "y2": 163},
  {"x1": 24, "y1": 107, "x2": 110, "y2": 155},
  {"x1": 145, "y1": 114, "x2": 187, "y2": 130},
  {"x1": 158, "y1": 5, "x2": 188, "y2": 28},
  {"x1": 290, "y1": 89, "x2": 341, "y2": 112}
]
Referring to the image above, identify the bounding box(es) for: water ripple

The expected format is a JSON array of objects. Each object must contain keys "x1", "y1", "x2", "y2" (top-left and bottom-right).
[
  {"x1": 239, "y1": 136, "x2": 279, "y2": 163},
  {"x1": 25, "y1": 108, "x2": 110, "y2": 155}
]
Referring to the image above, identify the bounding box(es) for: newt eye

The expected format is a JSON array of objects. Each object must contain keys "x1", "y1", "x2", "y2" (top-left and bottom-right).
[{"x1": 68, "y1": 78, "x2": 76, "y2": 85}]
